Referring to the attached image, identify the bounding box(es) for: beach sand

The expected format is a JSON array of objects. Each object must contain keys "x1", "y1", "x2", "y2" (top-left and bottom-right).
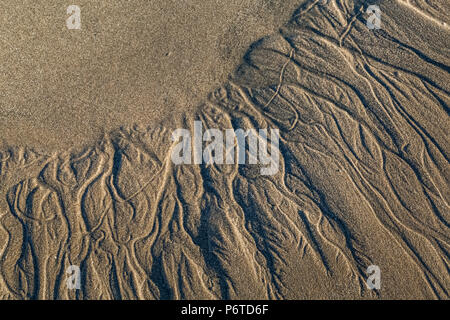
[
  {"x1": 0, "y1": 0, "x2": 448, "y2": 299},
  {"x1": 0, "y1": 0, "x2": 300, "y2": 150}
]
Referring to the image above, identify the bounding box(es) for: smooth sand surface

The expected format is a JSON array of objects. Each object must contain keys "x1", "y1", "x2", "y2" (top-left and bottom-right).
[
  {"x1": 0, "y1": 0, "x2": 449, "y2": 299},
  {"x1": 0, "y1": 0, "x2": 300, "y2": 150}
]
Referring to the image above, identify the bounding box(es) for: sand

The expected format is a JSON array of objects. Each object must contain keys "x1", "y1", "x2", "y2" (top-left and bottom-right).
[
  {"x1": 0, "y1": 0, "x2": 449, "y2": 299},
  {"x1": 0, "y1": 0, "x2": 300, "y2": 150}
]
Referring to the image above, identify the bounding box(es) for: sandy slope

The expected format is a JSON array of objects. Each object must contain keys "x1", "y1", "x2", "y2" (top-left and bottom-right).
[{"x1": 0, "y1": 0, "x2": 449, "y2": 299}]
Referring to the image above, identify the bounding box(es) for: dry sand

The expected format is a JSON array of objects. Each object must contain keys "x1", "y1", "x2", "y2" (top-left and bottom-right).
[{"x1": 0, "y1": 0, "x2": 449, "y2": 299}]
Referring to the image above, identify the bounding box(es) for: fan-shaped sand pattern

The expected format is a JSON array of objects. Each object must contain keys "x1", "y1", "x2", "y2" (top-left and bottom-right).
[{"x1": 0, "y1": 0, "x2": 448, "y2": 299}]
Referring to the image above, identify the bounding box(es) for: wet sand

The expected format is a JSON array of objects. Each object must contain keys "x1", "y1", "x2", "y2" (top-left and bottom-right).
[{"x1": 0, "y1": 0, "x2": 449, "y2": 299}]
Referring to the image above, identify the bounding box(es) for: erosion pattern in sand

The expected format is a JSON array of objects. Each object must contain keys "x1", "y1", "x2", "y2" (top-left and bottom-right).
[{"x1": 0, "y1": 0, "x2": 449, "y2": 299}]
